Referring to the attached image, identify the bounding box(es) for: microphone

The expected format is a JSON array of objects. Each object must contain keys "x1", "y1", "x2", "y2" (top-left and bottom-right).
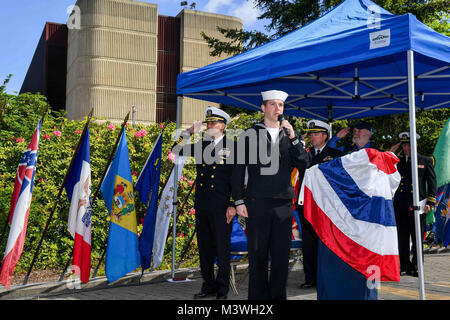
[{"x1": 278, "y1": 114, "x2": 290, "y2": 136}]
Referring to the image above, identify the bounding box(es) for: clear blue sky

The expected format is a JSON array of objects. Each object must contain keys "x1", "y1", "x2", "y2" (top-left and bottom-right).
[{"x1": 0, "y1": 0, "x2": 269, "y2": 94}]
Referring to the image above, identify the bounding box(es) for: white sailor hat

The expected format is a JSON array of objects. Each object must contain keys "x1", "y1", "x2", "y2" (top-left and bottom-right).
[
  {"x1": 261, "y1": 90, "x2": 288, "y2": 102},
  {"x1": 399, "y1": 131, "x2": 420, "y2": 143},
  {"x1": 203, "y1": 106, "x2": 231, "y2": 124},
  {"x1": 306, "y1": 119, "x2": 330, "y2": 134}
]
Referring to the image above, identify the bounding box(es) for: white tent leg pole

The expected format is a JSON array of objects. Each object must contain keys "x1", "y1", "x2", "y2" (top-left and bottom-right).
[
  {"x1": 171, "y1": 96, "x2": 182, "y2": 280},
  {"x1": 407, "y1": 50, "x2": 425, "y2": 300}
]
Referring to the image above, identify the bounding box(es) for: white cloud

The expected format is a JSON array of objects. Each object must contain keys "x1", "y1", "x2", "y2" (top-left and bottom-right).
[
  {"x1": 230, "y1": 1, "x2": 261, "y2": 28},
  {"x1": 204, "y1": 0, "x2": 234, "y2": 13},
  {"x1": 202, "y1": 0, "x2": 262, "y2": 28}
]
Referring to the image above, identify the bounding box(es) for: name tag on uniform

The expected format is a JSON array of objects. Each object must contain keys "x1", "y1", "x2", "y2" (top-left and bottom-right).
[
  {"x1": 323, "y1": 156, "x2": 334, "y2": 162},
  {"x1": 218, "y1": 147, "x2": 231, "y2": 159},
  {"x1": 417, "y1": 164, "x2": 424, "y2": 168}
]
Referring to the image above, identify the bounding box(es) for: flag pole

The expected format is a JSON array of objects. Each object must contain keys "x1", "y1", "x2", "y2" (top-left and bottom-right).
[
  {"x1": 135, "y1": 120, "x2": 172, "y2": 280},
  {"x1": 139, "y1": 119, "x2": 171, "y2": 209},
  {"x1": 89, "y1": 111, "x2": 135, "y2": 279},
  {"x1": 91, "y1": 112, "x2": 131, "y2": 223},
  {"x1": 56, "y1": 109, "x2": 97, "y2": 281},
  {"x1": 170, "y1": 96, "x2": 183, "y2": 280},
  {"x1": 93, "y1": 119, "x2": 171, "y2": 279},
  {"x1": 140, "y1": 180, "x2": 195, "y2": 277},
  {"x1": 176, "y1": 230, "x2": 196, "y2": 269},
  {"x1": 407, "y1": 50, "x2": 426, "y2": 300},
  {"x1": 154, "y1": 119, "x2": 194, "y2": 202},
  {"x1": 166, "y1": 179, "x2": 196, "y2": 239},
  {"x1": 170, "y1": 182, "x2": 197, "y2": 271},
  {"x1": 0, "y1": 105, "x2": 48, "y2": 249},
  {"x1": 23, "y1": 108, "x2": 92, "y2": 285}
]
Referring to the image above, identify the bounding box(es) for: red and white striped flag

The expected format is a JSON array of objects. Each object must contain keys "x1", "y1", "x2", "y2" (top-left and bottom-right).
[{"x1": 0, "y1": 119, "x2": 42, "y2": 289}]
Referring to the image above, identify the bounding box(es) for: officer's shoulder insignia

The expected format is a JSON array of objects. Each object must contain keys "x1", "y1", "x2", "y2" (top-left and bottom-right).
[{"x1": 430, "y1": 155, "x2": 435, "y2": 167}]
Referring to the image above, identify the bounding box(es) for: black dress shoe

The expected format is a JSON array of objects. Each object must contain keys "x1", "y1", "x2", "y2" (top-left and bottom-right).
[
  {"x1": 300, "y1": 282, "x2": 316, "y2": 289},
  {"x1": 194, "y1": 292, "x2": 215, "y2": 299},
  {"x1": 216, "y1": 294, "x2": 227, "y2": 300}
]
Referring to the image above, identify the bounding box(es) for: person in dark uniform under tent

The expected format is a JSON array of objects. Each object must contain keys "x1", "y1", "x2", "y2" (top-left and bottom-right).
[
  {"x1": 232, "y1": 90, "x2": 310, "y2": 300},
  {"x1": 297, "y1": 119, "x2": 344, "y2": 289},
  {"x1": 172, "y1": 107, "x2": 236, "y2": 299},
  {"x1": 390, "y1": 131, "x2": 437, "y2": 277}
]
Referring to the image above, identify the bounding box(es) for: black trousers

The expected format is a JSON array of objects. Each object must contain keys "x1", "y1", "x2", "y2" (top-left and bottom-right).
[
  {"x1": 195, "y1": 208, "x2": 232, "y2": 296},
  {"x1": 246, "y1": 198, "x2": 293, "y2": 300},
  {"x1": 394, "y1": 206, "x2": 426, "y2": 272},
  {"x1": 299, "y1": 206, "x2": 318, "y2": 284}
]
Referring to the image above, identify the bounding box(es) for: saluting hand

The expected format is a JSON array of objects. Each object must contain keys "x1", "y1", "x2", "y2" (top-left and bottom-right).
[
  {"x1": 189, "y1": 121, "x2": 203, "y2": 134},
  {"x1": 390, "y1": 142, "x2": 402, "y2": 153},
  {"x1": 337, "y1": 127, "x2": 351, "y2": 138}
]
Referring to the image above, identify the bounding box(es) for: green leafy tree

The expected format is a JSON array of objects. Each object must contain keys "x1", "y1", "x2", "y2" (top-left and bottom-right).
[
  {"x1": 203, "y1": 0, "x2": 449, "y2": 56},
  {"x1": 201, "y1": 0, "x2": 449, "y2": 156}
]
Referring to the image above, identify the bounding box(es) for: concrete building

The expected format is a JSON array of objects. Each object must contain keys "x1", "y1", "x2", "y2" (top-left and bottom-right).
[
  {"x1": 20, "y1": 23, "x2": 68, "y2": 111},
  {"x1": 21, "y1": 0, "x2": 243, "y2": 126}
]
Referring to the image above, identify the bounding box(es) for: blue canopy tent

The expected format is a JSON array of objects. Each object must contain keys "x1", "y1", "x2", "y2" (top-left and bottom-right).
[
  {"x1": 170, "y1": 0, "x2": 450, "y2": 299},
  {"x1": 176, "y1": 0, "x2": 449, "y2": 120}
]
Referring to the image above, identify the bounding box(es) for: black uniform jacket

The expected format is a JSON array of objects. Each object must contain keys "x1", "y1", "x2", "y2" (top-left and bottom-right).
[
  {"x1": 231, "y1": 121, "x2": 310, "y2": 205},
  {"x1": 309, "y1": 145, "x2": 345, "y2": 166},
  {"x1": 172, "y1": 131, "x2": 235, "y2": 212},
  {"x1": 394, "y1": 153, "x2": 437, "y2": 207},
  {"x1": 298, "y1": 145, "x2": 344, "y2": 181},
  {"x1": 296, "y1": 145, "x2": 344, "y2": 209}
]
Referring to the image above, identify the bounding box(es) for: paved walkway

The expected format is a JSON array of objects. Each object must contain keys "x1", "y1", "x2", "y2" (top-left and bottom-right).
[{"x1": 1, "y1": 253, "x2": 449, "y2": 301}]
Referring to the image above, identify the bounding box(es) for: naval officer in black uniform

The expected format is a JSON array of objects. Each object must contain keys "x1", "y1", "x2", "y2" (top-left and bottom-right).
[
  {"x1": 298, "y1": 120, "x2": 344, "y2": 289},
  {"x1": 390, "y1": 132, "x2": 437, "y2": 277},
  {"x1": 173, "y1": 107, "x2": 236, "y2": 299},
  {"x1": 232, "y1": 90, "x2": 310, "y2": 300}
]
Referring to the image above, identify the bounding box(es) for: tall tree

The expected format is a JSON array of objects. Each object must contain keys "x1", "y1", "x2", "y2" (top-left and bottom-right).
[
  {"x1": 202, "y1": 0, "x2": 449, "y2": 57},
  {"x1": 201, "y1": 0, "x2": 450, "y2": 154}
]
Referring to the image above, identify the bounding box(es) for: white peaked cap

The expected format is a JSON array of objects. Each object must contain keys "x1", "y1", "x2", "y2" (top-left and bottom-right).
[
  {"x1": 399, "y1": 131, "x2": 421, "y2": 140},
  {"x1": 306, "y1": 119, "x2": 331, "y2": 133},
  {"x1": 261, "y1": 90, "x2": 288, "y2": 102},
  {"x1": 204, "y1": 106, "x2": 231, "y2": 124}
]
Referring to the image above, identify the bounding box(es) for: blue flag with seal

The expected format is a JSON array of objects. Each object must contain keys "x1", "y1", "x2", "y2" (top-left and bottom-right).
[
  {"x1": 136, "y1": 132, "x2": 162, "y2": 270},
  {"x1": 101, "y1": 129, "x2": 140, "y2": 283}
]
